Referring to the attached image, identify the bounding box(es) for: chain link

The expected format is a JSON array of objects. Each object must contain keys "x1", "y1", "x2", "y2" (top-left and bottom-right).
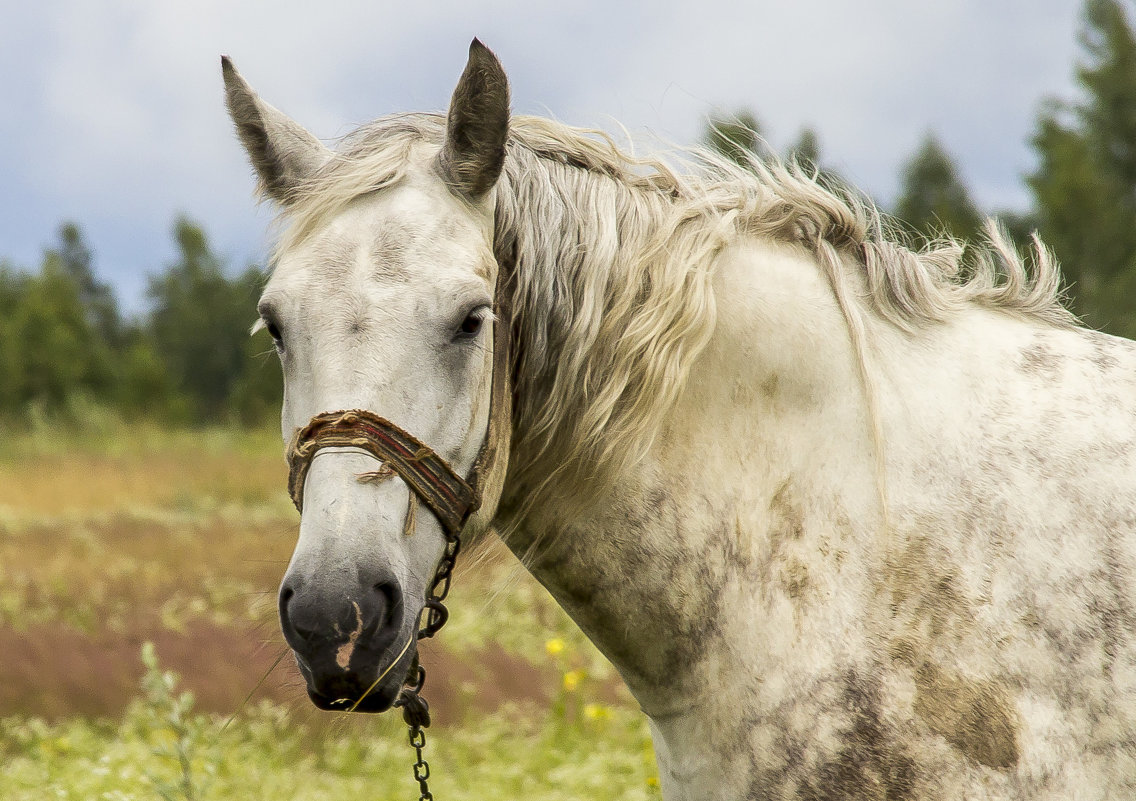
[
  {"x1": 408, "y1": 724, "x2": 433, "y2": 801},
  {"x1": 419, "y1": 535, "x2": 461, "y2": 638},
  {"x1": 393, "y1": 527, "x2": 462, "y2": 800}
]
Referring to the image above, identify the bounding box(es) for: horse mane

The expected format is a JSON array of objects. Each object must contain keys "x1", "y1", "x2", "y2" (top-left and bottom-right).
[{"x1": 273, "y1": 113, "x2": 1076, "y2": 509}]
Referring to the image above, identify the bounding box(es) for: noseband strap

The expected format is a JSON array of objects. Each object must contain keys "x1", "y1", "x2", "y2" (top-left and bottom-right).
[{"x1": 286, "y1": 409, "x2": 478, "y2": 539}]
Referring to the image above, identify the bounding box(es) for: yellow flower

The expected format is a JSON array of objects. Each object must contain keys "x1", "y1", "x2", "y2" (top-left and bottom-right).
[
  {"x1": 562, "y1": 669, "x2": 585, "y2": 692},
  {"x1": 583, "y1": 703, "x2": 610, "y2": 720},
  {"x1": 545, "y1": 638, "x2": 566, "y2": 656},
  {"x1": 647, "y1": 776, "x2": 660, "y2": 788}
]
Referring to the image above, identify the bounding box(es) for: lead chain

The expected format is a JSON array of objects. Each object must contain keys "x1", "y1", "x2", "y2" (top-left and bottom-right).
[
  {"x1": 394, "y1": 528, "x2": 461, "y2": 800},
  {"x1": 409, "y1": 724, "x2": 432, "y2": 801}
]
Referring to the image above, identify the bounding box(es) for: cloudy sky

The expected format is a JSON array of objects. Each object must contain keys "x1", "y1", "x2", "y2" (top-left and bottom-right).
[{"x1": 0, "y1": 0, "x2": 1087, "y2": 313}]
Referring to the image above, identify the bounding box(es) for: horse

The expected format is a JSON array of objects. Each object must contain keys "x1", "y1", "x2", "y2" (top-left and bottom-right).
[{"x1": 222, "y1": 40, "x2": 1136, "y2": 800}]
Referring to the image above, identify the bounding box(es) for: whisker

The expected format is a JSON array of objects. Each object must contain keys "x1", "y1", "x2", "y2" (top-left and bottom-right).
[{"x1": 221, "y1": 648, "x2": 289, "y2": 731}]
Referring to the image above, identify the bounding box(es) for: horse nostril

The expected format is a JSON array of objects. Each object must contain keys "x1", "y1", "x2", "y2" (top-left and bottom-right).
[
  {"x1": 374, "y1": 581, "x2": 403, "y2": 631},
  {"x1": 279, "y1": 575, "x2": 404, "y2": 647},
  {"x1": 278, "y1": 583, "x2": 298, "y2": 637}
]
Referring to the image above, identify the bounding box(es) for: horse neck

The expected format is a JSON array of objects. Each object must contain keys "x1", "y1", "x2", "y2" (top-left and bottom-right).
[{"x1": 499, "y1": 234, "x2": 887, "y2": 717}]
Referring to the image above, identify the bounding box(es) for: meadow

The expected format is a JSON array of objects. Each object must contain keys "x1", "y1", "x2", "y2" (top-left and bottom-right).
[{"x1": 0, "y1": 421, "x2": 660, "y2": 800}]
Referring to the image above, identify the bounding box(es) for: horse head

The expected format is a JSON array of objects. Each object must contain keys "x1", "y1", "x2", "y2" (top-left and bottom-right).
[{"x1": 223, "y1": 41, "x2": 511, "y2": 712}]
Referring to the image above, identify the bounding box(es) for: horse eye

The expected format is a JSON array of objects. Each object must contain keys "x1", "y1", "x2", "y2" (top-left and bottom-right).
[
  {"x1": 456, "y1": 311, "x2": 485, "y2": 339},
  {"x1": 264, "y1": 318, "x2": 284, "y2": 347}
]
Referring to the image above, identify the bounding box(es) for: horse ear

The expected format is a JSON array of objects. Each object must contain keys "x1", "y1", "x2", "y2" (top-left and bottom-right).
[
  {"x1": 438, "y1": 39, "x2": 510, "y2": 200},
  {"x1": 221, "y1": 56, "x2": 330, "y2": 205}
]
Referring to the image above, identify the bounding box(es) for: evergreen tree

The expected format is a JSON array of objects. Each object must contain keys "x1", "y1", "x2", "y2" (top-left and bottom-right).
[
  {"x1": 0, "y1": 263, "x2": 29, "y2": 412},
  {"x1": 50, "y1": 222, "x2": 120, "y2": 344},
  {"x1": 893, "y1": 133, "x2": 984, "y2": 245},
  {"x1": 146, "y1": 217, "x2": 277, "y2": 422},
  {"x1": 1029, "y1": 0, "x2": 1136, "y2": 336},
  {"x1": 787, "y1": 127, "x2": 821, "y2": 172},
  {"x1": 705, "y1": 110, "x2": 766, "y2": 167}
]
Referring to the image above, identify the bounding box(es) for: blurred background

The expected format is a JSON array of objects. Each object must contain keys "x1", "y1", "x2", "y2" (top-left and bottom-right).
[{"x1": 3, "y1": 0, "x2": 1136, "y2": 798}]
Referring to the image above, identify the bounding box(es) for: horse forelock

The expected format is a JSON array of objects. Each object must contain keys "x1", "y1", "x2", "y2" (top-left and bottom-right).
[{"x1": 268, "y1": 111, "x2": 1078, "y2": 516}]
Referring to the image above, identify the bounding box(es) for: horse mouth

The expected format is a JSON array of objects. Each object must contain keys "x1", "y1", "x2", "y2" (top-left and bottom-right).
[
  {"x1": 306, "y1": 683, "x2": 401, "y2": 713},
  {"x1": 292, "y1": 645, "x2": 415, "y2": 714}
]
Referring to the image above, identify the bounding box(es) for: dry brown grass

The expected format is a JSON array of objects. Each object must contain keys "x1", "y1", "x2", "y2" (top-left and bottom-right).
[
  {"x1": 0, "y1": 426, "x2": 601, "y2": 725},
  {"x1": 0, "y1": 446, "x2": 288, "y2": 516}
]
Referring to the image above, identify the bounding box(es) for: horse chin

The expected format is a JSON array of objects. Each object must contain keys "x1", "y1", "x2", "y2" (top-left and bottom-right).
[{"x1": 292, "y1": 644, "x2": 416, "y2": 714}]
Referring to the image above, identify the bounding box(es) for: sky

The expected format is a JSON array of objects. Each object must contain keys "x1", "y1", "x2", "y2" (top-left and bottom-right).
[{"x1": 0, "y1": 0, "x2": 1088, "y2": 314}]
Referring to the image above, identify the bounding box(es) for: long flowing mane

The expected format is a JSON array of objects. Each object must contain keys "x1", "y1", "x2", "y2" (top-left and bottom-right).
[{"x1": 272, "y1": 113, "x2": 1076, "y2": 511}]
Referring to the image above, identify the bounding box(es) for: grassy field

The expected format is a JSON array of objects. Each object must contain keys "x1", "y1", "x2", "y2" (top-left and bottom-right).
[{"x1": 0, "y1": 421, "x2": 659, "y2": 800}]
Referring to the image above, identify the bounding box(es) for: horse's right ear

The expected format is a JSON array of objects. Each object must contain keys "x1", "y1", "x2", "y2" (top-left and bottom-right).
[{"x1": 222, "y1": 56, "x2": 330, "y2": 205}]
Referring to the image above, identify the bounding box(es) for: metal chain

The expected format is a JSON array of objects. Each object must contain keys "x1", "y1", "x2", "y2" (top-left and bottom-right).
[
  {"x1": 393, "y1": 529, "x2": 462, "y2": 800},
  {"x1": 409, "y1": 723, "x2": 432, "y2": 801},
  {"x1": 395, "y1": 662, "x2": 433, "y2": 801},
  {"x1": 419, "y1": 534, "x2": 461, "y2": 638}
]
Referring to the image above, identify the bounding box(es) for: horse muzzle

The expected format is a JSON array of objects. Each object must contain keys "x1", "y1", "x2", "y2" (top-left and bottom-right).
[{"x1": 278, "y1": 571, "x2": 415, "y2": 712}]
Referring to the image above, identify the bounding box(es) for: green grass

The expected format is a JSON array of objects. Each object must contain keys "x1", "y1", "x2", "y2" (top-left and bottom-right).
[{"x1": 0, "y1": 645, "x2": 660, "y2": 801}]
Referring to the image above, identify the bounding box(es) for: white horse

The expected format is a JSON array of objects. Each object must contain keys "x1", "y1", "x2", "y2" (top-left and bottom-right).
[{"x1": 223, "y1": 40, "x2": 1136, "y2": 800}]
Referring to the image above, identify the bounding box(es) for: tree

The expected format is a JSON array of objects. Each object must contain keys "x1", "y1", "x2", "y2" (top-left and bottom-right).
[
  {"x1": 787, "y1": 127, "x2": 821, "y2": 172},
  {"x1": 1, "y1": 251, "x2": 113, "y2": 412},
  {"x1": 705, "y1": 110, "x2": 767, "y2": 167},
  {"x1": 146, "y1": 217, "x2": 278, "y2": 422},
  {"x1": 0, "y1": 263, "x2": 29, "y2": 412},
  {"x1": 1029, "y1": 0, "x2": 1136, "y2": 337},
  {"x1": 49, "y1": 222, "x2": 120, "y2": 345},
  {"x1": 893, "y1": 133, "x2": 984, "y2": 245}
]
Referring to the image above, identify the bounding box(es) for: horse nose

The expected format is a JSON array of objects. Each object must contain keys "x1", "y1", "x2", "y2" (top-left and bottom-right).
[{"x1": 278, "y1": 572, "x2": 403, "y2": 661}]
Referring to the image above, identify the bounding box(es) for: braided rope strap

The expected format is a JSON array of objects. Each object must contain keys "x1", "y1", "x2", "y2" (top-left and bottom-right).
[{"x1": 286, "y1": 409, "x2": 479, "y2": 540}]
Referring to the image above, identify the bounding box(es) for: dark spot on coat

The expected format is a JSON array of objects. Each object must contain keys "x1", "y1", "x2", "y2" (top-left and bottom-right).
[
  {"x1": 911, "y1": 661, "x2": 1020, "y2": 769},
  {"x1": 528, "y1": 485, "x2": 725, "y2": 691},
  {"x1": 1018, "y1": 340, "x2": 1062, "y2": 378},
  {"x1": 1085, "y1": 330, "x2": 1121, "y2": 373},
  {"x1": 371, "y1": 223, "x2": 417, "y2": 281},
  {"x1": 797, "y1": 672, "x2": 917, "y2": 801},
  {"x1": 784, "y1": 560, "x2": 809, "y2": 599},
  {"x1": 886, "y1": 535, "x2": 971, "y2": 641},
  {"x1": 769, "y1": 480, "x2": 806, "y2": 552}
]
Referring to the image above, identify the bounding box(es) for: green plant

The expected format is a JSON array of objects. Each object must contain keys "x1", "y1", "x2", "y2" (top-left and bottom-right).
[{"x1": 138, "y1": 642, "x2": 215, "y2": 801}]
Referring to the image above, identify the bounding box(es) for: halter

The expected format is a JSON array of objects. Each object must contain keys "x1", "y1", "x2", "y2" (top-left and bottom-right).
[
  {"x1": 284, "y1": 249, "x2": 513, "y2": 801},
  {"x1": 286, "y1": 409, "x2": 479, "y2": 537}
]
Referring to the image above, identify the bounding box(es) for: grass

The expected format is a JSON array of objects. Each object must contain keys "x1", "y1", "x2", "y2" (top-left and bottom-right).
[
  {"x1": 0, "y1": 421, "x2": 288, "y2": 517},
  {"x1": 1, "y1": 646, "x2": 659, "y2": 801},
  {"x1": 0, "y1": 420, "x2": 661, "y2": 798}
]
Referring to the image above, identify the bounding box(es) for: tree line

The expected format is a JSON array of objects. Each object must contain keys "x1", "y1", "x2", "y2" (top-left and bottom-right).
[
  {"x1": 3, "y1": 0, "x2": 1136, "y2": 425},
  {"x1": 0, "y1": 218, "x2": 279, "y2": 425},
  {"x1": 710, "y1": 0, "x2": 1136, "y2": 340}
]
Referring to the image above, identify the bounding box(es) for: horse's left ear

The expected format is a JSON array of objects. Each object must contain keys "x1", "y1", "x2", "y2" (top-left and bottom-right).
[{"x1": 438, "y1": 39, "x2": 510, "y2": 200}]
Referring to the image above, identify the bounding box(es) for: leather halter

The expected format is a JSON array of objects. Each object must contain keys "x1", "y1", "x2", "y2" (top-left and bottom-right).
[
  {"x1": 285, "y1": 252, "x2": 513, "y2": 541},
  {"x1": 287, "y1": 409, "x2": 478, "y2": 538}
]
